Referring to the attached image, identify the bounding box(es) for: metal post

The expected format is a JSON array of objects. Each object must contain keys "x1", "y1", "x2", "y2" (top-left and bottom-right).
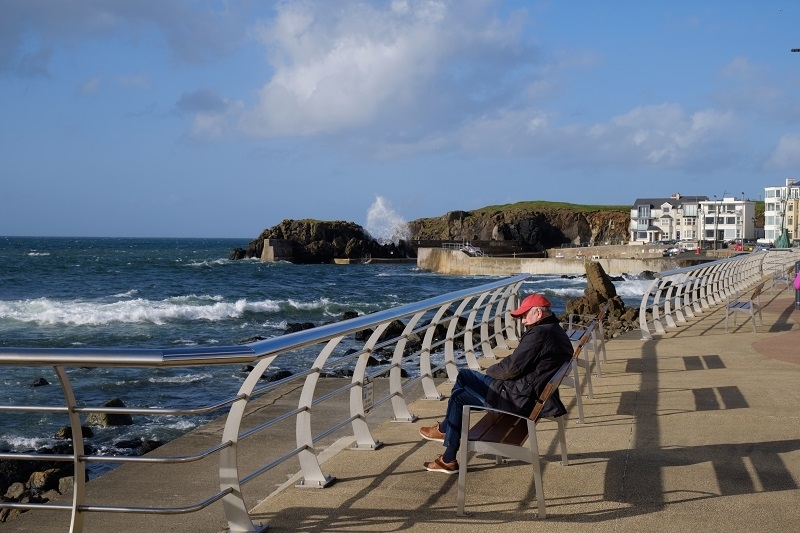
[{"x1": 795, "y1": 260, "x2": 800, "y2": 311}]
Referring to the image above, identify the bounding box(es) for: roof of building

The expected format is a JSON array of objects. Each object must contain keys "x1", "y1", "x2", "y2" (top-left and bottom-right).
[{"x1": 632, "y1": 195, "x2": 708, "y2": 207}]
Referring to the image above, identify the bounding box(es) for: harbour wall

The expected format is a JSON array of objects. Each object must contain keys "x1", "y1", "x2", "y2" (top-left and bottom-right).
[{"x1": 416, "y1": 247, "x2": 685, "y2": 276}]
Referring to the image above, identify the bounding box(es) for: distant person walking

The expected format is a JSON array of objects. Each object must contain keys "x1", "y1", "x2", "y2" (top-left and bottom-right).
[{"x1": 419, "y1": 293, "x2": 574, "y2": 473}]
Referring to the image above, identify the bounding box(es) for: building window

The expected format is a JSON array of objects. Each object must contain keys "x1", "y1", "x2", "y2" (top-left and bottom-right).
[{"x1": 726, "y1": 217, "x2": 736, "y2": 225}]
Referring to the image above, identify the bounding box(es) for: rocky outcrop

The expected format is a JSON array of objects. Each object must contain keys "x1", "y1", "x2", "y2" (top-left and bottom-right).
[
  {"x1": 231, "y1": 219, "x2": 414, "y2": 263},
  {"x1": 408, "y1": 204, "x2": 630, "y2": 251},
  {"x1": 0, "y1": 444, "x2": 87, "y2": 523},
  {"x1": 563, "y1": 261, "x2": 640, "y2": 338},
  {"x1": 231, "y1": 202, "x2": 631, "y2": 263}
]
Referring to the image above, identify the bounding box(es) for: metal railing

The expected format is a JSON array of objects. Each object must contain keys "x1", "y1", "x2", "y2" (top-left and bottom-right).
[
  {"x1": 0, "y1": 274, "x2": 529, "y2": 532},
  {"x1": 638, "y1": 249, "x2": 800, "y2": 339}
]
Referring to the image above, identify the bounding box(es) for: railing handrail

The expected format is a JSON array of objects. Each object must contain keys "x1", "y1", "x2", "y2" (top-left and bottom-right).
[
  {"x1": 638, "y1": 248, "x2": 799, "y2": 339},
  {"x1": 0, "y1": 274, "x2": 530, "y2": 532}
]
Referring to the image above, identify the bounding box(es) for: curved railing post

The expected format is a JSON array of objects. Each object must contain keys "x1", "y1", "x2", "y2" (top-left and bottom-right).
[
  {"x1": 463, "y1": 291, "x2": 491, "y2": 364},
  {"x1": 419, "y1": 302, "x2": 457, "y2": 396},
  {"x1": 445, "y1": 297, "x2": 476, "y2": 372},
  {"x1": 490, "y1": 285, "x2": 512, "y2": 351},
  {"x1": 295, "y1": 337, "x2": 343, "y2": 488},
  {"x1": 350, "y1": 323, "x2": 390, "y2": 450},
  {"x1": 220, "y1": 356, "x2": 277, "y2": 532},
  {"x1": 478, "y1": 287, "x2": 506, "y2": 360},
  {"x1": 502, "y1": 281, "x2": 525, "y2": 342},
  {"x1": 389, "y1": 311, "x2": 427, "y2": 422},
  {"x1": 54, "y1": 366, "x2": 86, "y2": 533}
]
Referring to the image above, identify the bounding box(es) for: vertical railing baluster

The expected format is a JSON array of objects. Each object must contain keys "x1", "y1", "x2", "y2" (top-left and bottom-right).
[{"x1": 54, "y1": 366, "x2": 86, "y2": 533}]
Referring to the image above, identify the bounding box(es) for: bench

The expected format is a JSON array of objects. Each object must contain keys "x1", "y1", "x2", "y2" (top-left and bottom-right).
[
  {"x1": 560, "y1": 302, "x2": 611, "y2": 424},
  {"x1": 566, "y1": 302, "x2": 610, "y2": 379},
  {"x1": 725, "y1": 281, "x2": 765, "y2": 333},
  {"x1": 770, "y1": 266, "x2": 794, "y2": 294},
  {"x1": 456, "y1": 321, "x2": 597, "y2": 518}
]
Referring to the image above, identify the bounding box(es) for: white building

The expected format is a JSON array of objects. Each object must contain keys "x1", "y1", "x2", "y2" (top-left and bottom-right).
[
  {"x1": 630, "y1": 194, "x2": 707, "y2": 243},
  {"x1": 763, "y1": 178, "x2": 800, "y2": 245},
  {"x1": 697, "y1": 196, "x2": 756, "y2": 245}
]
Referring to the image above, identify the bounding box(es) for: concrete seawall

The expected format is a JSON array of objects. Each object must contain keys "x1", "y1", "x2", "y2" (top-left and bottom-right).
[{"x1": 416, "y1": 247, "x2": 680, "y2": 276}]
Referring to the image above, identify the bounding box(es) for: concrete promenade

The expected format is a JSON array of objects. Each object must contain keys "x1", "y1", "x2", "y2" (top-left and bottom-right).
[{"x1": 7, "y1": 284, "x2": 800, "y2": 532}]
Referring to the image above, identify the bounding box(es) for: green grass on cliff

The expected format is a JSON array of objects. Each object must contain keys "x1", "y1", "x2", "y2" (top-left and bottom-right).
[{"x1": 474, "y1": 200, "x2": 630, "y2": 214}]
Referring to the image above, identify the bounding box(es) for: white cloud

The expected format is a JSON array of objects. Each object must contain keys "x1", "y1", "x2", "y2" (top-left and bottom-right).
[
  {"x1": 239, "y1": 0, "x2": 453, "y2": 137},
  {"x1": 764, "y1": 132, "x2": 800, "y2": 170},
  {"x1": 80, "y1": 75, "x2": 102, "y2": 94}
]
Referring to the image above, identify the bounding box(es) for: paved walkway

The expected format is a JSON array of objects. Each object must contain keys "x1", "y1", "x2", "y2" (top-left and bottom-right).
[{"x1": 7, "y1": 285, "x2": 800, "y2": 532}]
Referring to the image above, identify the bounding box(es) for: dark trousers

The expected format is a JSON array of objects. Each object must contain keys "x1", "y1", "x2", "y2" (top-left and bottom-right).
[{"x1": 439, "y1": 368, "x2": 495, "y2": 451}]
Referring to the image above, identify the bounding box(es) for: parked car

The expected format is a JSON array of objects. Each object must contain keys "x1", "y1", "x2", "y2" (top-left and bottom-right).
[{"x1": 663, "y1": 247, "x2": 681, "y2": 257}]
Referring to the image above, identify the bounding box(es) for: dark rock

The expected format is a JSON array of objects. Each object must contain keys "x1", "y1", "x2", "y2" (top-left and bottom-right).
[
  {"x1": 284, "y1": 322, "x2": 316, "y2": 334},
  {"x1": 563, "y1": 261, "x2": 639, "y2": 338},
  {"x1": 341, "y1": 311, "x2": 359, "y2": 321},
  {"x1": 139, "y1": 440, "x2": 163, "y2": 455},
  {"x1": 54, "y1": 425, "x2": 93, "y2": 440},
  {"x1": 238, "y1": 335, "x2": 267, "y2": 344},
  {"x1": 229, "y1": 247, "x2": 247, "y2": 260},
  {"x1": 262, "y1": 369, "x2": 293, "y2": 382},
  {"x1": 27, "y1": 468, "x2": 61, "y2": 492},
  {"x1": 84, "y1": 398, "x2": 133, "y2": 427},
  {"x1": 29, "y1": 377, "x2": 49, "y2": 387}
]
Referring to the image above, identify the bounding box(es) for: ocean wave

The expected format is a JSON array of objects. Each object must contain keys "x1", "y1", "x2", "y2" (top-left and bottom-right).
[
  {"x1": 614, "y1": 278, "x2": 653, "y2": 297},
  {"x1": 0, "y1": 296, "x2": 283, "y2": 326},
  {"x1": 186, "y1": 258, "x2": 231, "y2": 267},
  {"x1": 287, "y1": 297, "x2": 332, "y2": 310},
  {"x1": 0, "y1": 435, "x2": 49, "y2": 450},
  {"x1": 27, "y1": 252, "x2": 50, "y2": 256},
  {"x1": 112, "y1": 289, "x2": 139, "y2": 298},
  {"x1": 148, "y1": 373, "x2": 213, "y2": 384}
]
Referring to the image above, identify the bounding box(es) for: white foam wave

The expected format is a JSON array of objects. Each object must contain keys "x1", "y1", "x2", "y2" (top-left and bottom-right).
[
  {"x1": 614, "y1": 278, "x2": 652, "y2": 297},
  {"x1": 0, "y1": 296, "x2": 283, "y2": 326},
  {"x1": 27, "y1": 252, "x2": 50, "y2": 256},
  {"x1": 287, "y1": 297, "x2": 331, "y2": 310},
  {"x1": 0, "y1": 435, "x2": 48, "y2": 450},
  {"x1": 187, "y1": 258, "x2": 230, "y2": 267},
  {"x1": 112, "y1": 289, "x2": 139, "y2": 298},
  {"x1": 148, "y1": 373, "x2": 213, "y2": 384}
]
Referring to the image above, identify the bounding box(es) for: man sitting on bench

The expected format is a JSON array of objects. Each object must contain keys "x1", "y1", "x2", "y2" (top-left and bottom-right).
[{"x1": 419, "y1": 293, "x2": 574, "y2": 473}]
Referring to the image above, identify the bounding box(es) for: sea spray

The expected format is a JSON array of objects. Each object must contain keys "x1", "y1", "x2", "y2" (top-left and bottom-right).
[{"x1": 365, "y1": 196, "x2": 411, "y2": 245}]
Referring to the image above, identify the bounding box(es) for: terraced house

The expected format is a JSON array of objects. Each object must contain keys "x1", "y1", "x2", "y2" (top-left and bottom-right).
[
  {"x1": 629, "y1": 194, "x2": 707, "y2": 244},
  {"x1": 764, "y1": 178, "x2": 800, "y2": 246}
]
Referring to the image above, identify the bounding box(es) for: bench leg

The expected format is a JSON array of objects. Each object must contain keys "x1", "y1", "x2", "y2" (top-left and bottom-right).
[
  {"x1": 456, "y1": 415, "x2": 470, "y2": 516},
  {"x1": 528, "y1": 440, "x2": 546, "y2": 518},
  {"x1": 556, "y1": 416, "x2": 568, "y2": 466}
]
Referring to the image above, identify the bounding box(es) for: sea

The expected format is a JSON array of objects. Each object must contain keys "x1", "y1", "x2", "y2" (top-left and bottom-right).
[{"x1": 0, "y1": 235, "x2": 650, "y2": 477}]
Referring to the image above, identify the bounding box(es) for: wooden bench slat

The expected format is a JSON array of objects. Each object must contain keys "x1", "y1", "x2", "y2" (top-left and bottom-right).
[{"x1": 468, "y1": 413, "x2": 528, "y2": 446}]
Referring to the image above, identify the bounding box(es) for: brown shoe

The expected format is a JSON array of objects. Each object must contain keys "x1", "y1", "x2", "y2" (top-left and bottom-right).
[
  {"x1": 419, "y1": 422, "x2": 445, "y2": 442},
  {"x1": 423, "y1": 455, "x2": 459, "y2": 474}
]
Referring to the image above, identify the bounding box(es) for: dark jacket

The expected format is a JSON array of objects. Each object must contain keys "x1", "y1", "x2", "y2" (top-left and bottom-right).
[{"x1": 485, "y1": 314, "x2": 573, "y2": 419}]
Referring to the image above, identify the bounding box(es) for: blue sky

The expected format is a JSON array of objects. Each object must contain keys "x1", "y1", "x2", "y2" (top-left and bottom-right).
[{"x1": 2, "y1": 1, "x2": 800, "y2": 238}]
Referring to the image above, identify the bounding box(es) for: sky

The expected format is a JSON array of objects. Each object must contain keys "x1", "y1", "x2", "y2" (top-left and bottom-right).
[{"x1": 3, "y1": 1, "x2": 800, "y2": 239}]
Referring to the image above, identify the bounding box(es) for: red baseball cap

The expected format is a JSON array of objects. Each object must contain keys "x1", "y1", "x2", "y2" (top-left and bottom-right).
[{"x1": 510, "y1": 293, "x2": 552, "y2": 318}]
